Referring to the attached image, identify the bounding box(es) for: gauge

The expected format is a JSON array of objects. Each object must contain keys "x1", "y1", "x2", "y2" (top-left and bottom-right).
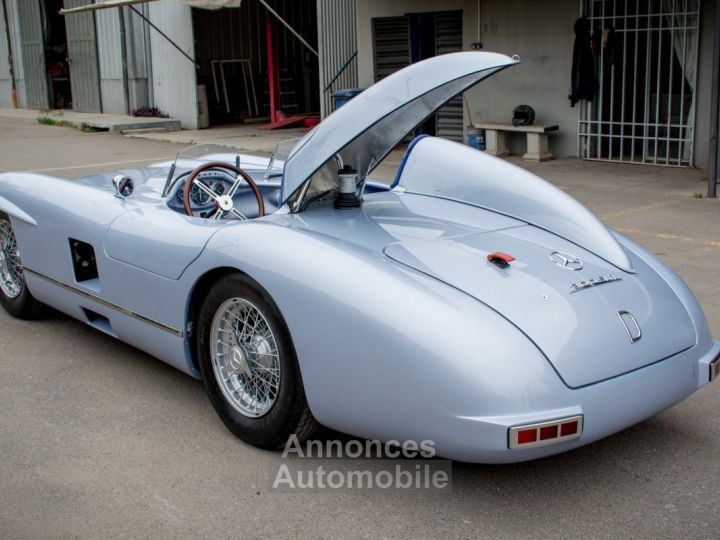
[
  {"x1": 213, "y1": 183, "x2": 225, "y2": 196},
  {"x1": 190, "y1": 182, "x2": 211, "y2": 205}
]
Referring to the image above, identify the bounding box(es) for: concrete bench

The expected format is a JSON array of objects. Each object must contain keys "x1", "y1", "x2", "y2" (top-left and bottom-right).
[{"x1": 473, "y1": 123, "x2": 559, "y2": 162}]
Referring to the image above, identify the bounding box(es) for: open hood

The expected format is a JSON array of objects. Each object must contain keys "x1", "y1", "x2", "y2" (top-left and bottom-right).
[{"x1": 280, "y1": 52, "x2": 519, "y2": 203}]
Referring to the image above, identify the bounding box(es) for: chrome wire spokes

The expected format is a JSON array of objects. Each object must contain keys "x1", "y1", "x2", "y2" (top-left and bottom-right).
[
  {"x1": 0, "y1": 219, "x2": 23, "y2": 299},
  {"x1": 210, "y1": 298, "x2": 281, "y2": 417}
]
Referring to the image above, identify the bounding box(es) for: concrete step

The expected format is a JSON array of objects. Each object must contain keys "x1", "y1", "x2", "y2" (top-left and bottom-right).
[{"x1": 0, "y1": 108, "x2": 181, "y2": 133}]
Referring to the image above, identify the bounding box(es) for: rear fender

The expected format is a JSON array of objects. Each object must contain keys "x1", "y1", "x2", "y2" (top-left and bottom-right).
[{"x1": 186, "y1": 222, "x2": 566, "y2": 443}]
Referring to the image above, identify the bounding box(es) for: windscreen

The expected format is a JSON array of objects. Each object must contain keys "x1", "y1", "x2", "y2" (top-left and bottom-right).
[
  {"x1": 265, "y1": 139, "x2": 301, "y2": 179},
  {"x1": 162, "y1": 143, "x2": 272, "y2": 196}
]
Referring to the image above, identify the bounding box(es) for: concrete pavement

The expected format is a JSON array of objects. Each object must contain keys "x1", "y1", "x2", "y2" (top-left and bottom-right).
[
  {"x1": 0, "y1": 115, "x2": 719, "y2": 539},
  {"x1": 124, "y1": 123, "x2": 308, "y2": 155}
]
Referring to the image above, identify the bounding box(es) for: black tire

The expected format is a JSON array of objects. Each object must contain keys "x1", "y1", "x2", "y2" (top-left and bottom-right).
[
  {"x1": 0, "y1": 214, "x2": 44, "y2": 320},
  {"x1": 196, "y1": 272, "x2": 318, "y2": 449}
]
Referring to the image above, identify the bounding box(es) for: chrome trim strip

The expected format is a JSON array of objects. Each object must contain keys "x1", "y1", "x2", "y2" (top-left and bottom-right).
[
  {"x1": 617, "y1": 310, "x2": 642, "y2": 343},
  {"x1": 24, "y1": 268, "x2": 184, "y2": 338}
]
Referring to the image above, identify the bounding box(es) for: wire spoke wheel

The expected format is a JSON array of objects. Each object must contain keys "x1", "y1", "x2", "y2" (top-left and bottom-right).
[
  {"x1": 210, "y1": 297, "x2": 281, "y2": 418},
  {"x1": 0, "y1": 219, "x2": 24, "y2": 299}
]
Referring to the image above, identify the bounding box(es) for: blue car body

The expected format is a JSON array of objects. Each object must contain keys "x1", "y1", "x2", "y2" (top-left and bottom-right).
[{"x1": 0, "y1": 52, "x2": 716, "y2": 462}]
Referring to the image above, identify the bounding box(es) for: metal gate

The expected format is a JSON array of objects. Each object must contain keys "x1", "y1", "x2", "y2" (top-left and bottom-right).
[
  {"x1": 16, "y1": 0, "x2": 48, "y2": 109},
  {"x1": 578, "y1": 0, "x2": 700, "y2": 166},
  {"x1": 63, "y1": 0, "x2": 102, "y2": 113}
]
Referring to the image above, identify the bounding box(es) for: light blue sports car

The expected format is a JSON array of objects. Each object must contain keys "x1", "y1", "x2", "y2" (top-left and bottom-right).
[{"x1": 0, "y1": 52, "x2": 717, "y2": 463}]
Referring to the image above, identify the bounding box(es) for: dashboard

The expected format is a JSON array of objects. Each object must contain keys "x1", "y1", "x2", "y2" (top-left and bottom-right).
[
  {"x1": 166, "y1": 168, "x2": 281, "y2": 219},
  {"x1": 168, "y1": 169, "x2": 237, "y2": 217}
]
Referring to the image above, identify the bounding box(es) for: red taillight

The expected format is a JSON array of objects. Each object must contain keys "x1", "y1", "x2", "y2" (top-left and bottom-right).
[
  {"x1": 517, "y1": 429, "x2": 537, "y2": 444},
  {"x1": 560, "y1": 420, "x2": 579, "y2": 436},
  {"x1": 509, "y1": 415, "x2": 583, "y2": 449},
  {"x1": 539, "y1": 425, "x2": 558, "y2": 440}
]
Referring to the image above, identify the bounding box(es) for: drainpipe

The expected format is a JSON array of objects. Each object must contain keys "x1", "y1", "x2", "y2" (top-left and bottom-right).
[
  {"x1": 1, "y1": 0, "x2": 16, "y2": 108},
  {"x1": 708, "y1": 1, "x2": 720, "y2": 198},
  {"x1": 119, "y1": 6, "x2": 130, "y2": 114}
]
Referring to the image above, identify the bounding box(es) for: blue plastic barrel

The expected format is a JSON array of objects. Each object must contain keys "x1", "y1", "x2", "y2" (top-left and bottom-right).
[{"x1": 332, "y1": 88, "x2": 364, "y2": 110}]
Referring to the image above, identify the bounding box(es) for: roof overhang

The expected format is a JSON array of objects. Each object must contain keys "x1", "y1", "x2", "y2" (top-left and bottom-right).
[{"x1": 59, "y1": 0, "x2": 242, "y2": 15}]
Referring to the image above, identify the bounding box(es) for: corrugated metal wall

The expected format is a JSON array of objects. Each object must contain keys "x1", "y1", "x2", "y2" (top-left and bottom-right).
[
  {"x1": 2, "y1": 1, "x2": 23, "y2": 107},
  {"x1": 148, "y1": 1, "x2": 197, "y2": 128},
  {"x1": 64, "y1": 0, "x2": 101, "y2": 112},
  {"x1": 95, "y1": 4, "x2": 149, "y2": 114},
  {"x1": 317, "y1": 0, "x2": 357, "y2": 117},
  {"x1": 16, "y1": 0, "x2": 47, "y2": 109},
  {"x1": 0, "y1": 1, "x2": 11, "y2": 108}
]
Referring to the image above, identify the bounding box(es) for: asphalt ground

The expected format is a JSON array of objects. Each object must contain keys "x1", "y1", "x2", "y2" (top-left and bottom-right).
[{"x1": 0, "y1": 116, "x2": 719, "y2": 539}]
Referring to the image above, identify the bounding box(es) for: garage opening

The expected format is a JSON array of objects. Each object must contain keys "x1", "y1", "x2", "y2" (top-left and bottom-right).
[
  {"x1": 191, "y1": 0, "x2": 319, "y2": 127},
  {"x1": 41, "y1": 0, "x2": 102, "y2": 112},
  {"x1": 43, "y1": 0, "x2": 71, "y2": 109},
  {"x1": 578, "y1": 0, "x2": 700, "y2": 166}
]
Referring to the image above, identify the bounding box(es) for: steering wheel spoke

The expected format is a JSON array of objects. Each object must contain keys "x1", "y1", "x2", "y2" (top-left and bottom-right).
[
  {"x1": 211, "y1": 208, "x2": 248, "y2": 221},
  {"x1": 230, "y1": 208, "x2": 248, "y2": 220},
  {"x1": 227, "y1": 175, "x2": 245, "y2": 198}
]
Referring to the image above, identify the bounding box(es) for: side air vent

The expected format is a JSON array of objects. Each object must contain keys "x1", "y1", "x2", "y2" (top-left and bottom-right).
[
  {"x1": 69, "y1": 239, "x2": 99, "y2": 282},
  {"x1": 81, "y1": 308, "x2": 114, "y2": 336}
]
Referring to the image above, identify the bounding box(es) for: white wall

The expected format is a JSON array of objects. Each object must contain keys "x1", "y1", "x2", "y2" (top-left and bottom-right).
[
  {"x1": 148, "y1": 2, "x2": 197, "y2": 129},
  {"x1": 464, "y1": 0, "x2": 578, "y2": 158}
]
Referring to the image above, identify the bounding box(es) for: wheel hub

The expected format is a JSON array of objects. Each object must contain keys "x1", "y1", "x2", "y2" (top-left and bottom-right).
[
  {"x1": 229, "y1": 346, "x2": 251, "y2": 377},
  {"x1": 217, "y1": 195, "x2": 234, "y2": 212},
  {"x1": 210, "y1": 298, "x2": 281, "y2": 418}
]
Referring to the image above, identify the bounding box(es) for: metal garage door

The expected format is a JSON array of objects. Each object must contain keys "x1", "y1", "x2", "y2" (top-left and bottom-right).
[
  {"x1": 371, "y1": 11, "x2": 463, "y2": 141},
  {"x1": 16, "y1": 0, "x2": 48, "y2": 109},
  {"x1": 64, "y1": 0, "x2": 102, "y2": 113},
  {"x1": 578, "y1": 0, "x2": 700, "y2": 166},
  {"x1": 434, "y1": 11, "x2": 463, "y2": 142},
  {"x1": 371, "y1": 16, "x2": 410, "y2": 81}
]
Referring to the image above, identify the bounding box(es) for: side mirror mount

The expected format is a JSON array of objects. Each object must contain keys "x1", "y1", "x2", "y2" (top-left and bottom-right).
[{"x1": 112, "y1": 175, "x2": 135, "y2": 199}]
